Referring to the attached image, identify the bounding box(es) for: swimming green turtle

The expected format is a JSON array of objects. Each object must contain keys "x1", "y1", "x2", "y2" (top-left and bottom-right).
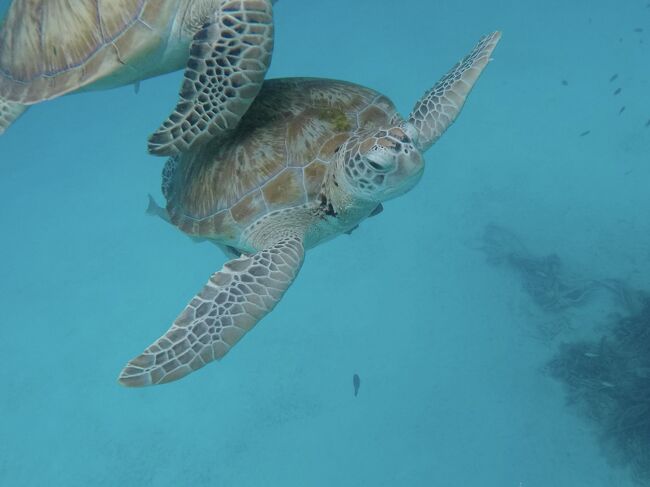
[
  {"x1": 0, "y1": 0, "x2": 276, "y2": 155},
  {"x1": 118, "y1": 31, "x2": 502, "y2": 386}
]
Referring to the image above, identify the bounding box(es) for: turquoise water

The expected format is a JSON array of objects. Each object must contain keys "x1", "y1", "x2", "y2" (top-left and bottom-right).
[{"x1": 1, "y1": 0, "x2": 649, "y2": 485}]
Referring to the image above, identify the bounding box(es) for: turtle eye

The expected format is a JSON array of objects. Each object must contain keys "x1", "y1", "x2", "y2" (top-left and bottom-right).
[
  {"x1": 367, "y1": 159, "x2": 384, "y2": 171},
  {"x1": 366, "y1": 150, "x2": 395, "y2": 173}
]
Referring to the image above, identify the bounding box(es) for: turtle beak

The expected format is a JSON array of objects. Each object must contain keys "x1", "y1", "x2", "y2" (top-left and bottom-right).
[{"x1": 382, "y1": 150, "x2": 424, "y2": 200}]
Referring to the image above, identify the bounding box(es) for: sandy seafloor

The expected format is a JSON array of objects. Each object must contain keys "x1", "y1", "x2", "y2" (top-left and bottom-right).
[{"x1": 1, "y1": 0, "x2": 649, "y2": 486}]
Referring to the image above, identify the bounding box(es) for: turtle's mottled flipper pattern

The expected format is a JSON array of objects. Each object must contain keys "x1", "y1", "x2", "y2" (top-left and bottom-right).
[
  {"x1": 148, "y1": 0, "x2": 274, "y2": 156},
  {"x1": 119, "y1": 34, "x2": 500, "y2": 387},
  {"x1": 407, "y1": 31, "x2": 501, "y2": 152},
  {"x1": 118, "y1": 235, "x2": 304, "y2": 387},
  {"x1": 0, "y1": 97, "x2": 26, "y2": 134}
]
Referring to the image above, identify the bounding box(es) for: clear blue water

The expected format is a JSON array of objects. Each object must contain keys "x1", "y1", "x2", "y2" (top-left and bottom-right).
[{"x1": 1, "y1": 0, "x2": 649, "y2": 485}]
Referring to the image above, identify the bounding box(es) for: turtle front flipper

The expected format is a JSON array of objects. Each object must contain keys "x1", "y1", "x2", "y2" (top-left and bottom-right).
[
  {"x1": 407, "y1": 31, "x2": 501, "y2": 152},
  {"x1": 0, "y1": 96, "x2": 26, "y2": 134},
  {"x1": 118, "y1": 234, "x2": 304, "y2": 387},
  {"x1": 148, "y1": 0, "x2": 274, "y2": 156}
]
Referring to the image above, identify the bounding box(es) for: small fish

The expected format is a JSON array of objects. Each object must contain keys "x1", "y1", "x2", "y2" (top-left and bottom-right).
[
  {"x1": 369, "y1": 203, "x2": 384, "y2": 217},
  {"x1": 619, "y1": 106, "x2": 626, "y2": 115},
  {"x1": 634, "y1": 27, "x2": 644, "y2": 33},
  {"x1": 133, "y1": 81, "x2": 141, "y2": 94},
  {"x1": 645, "y1": 119, "x2": 650, "y2": 128},
  {"x1": 146, "y1": 194, "x2": 209, "y2": 245},
  {"x1": 146, "y1": 193, "x2": 170, "y2": 222},
  {"x1": 613, "y1": 87, "x2": 622, "y2": 95},
  {"x1": 579, "y1": 130, "x2": 591, "y2": 137},
  {"x1": 561, "y1": 79, "x2": 568, "y2": 86},
  {"x1": 584, "y1": 352, "x2": 599, "y2": 358},
  {"x1": 353, "y1": 373, "x2": 360, "y2": 397},
  {"x1": 609, "y1": 73, "x2": 618, "y2": 82},
  {"x1": 600, "y1": 381, "x2": 615, "y2": 388}
]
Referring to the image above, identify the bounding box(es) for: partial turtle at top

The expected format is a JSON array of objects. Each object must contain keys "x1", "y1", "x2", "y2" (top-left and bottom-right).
[
  {"x1": 0, "y1": 0, "x2": 276, "y2": 156},
  {"x1": 118, "y1": 32, "x2": 502, "y2": 387}
]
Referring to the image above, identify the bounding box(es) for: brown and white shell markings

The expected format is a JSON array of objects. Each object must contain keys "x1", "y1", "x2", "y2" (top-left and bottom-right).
[
  {"x1": 164, "y1": 78, "x2": 399, "y2": 249},
  {"x1": 0, "y1": 0, "x2": 178, "y2": 103},
  {"x1": 0, "y1": 0, "x2": 277, "y2": 154},
  {"x1": 118, "y1": 32, "x2": 502, "y2": 387}
]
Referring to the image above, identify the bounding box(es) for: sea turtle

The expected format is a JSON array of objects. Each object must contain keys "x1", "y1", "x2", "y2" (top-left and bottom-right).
[
  {"x1": 118, "y1": 31, "x2": 502, "y2": 387},
  {"x1": 0, "y1": 0, "x2": 276, "y2": 156}
]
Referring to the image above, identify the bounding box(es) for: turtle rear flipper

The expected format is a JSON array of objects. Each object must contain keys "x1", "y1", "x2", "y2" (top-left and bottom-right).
[
  {"x1": 118, "y1": 234, "x2": 304, "y2": 387},
  {"x1": 148, "y1": 0, "x2": 274, "y2": 157},
  {"x1": 0, "y1": 97, "x2": 26, "y2": 134}
]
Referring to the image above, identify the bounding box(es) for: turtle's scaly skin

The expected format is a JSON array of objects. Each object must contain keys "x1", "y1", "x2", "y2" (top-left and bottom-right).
[
  {"x1": 118, "y1": 32, "x2": 502, "y2": 387},
  {"x1": 164, "y1": 78, "x2": 400, "y2": 251}
]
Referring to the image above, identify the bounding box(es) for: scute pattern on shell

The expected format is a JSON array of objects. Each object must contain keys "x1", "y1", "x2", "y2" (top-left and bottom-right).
[
  {"x1": 0, "y1": 0, "x2": 178, "y2": 103},
  {"x1": 164, "y1": 78, "x2": 398, "y2": 238}
]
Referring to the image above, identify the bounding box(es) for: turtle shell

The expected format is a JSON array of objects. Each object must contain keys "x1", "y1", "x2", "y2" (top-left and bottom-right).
[
  {"x1": 0, "y1": 0, "x2": 179, "y2": 103},
  {"x1": 165, "y1": 77, "x2": 400, "y2": 242}
]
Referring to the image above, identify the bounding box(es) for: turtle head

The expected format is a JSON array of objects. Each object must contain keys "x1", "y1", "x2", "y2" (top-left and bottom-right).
[{"x1": 339, "y1": 126, "x2": 424, "y2": 202}]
